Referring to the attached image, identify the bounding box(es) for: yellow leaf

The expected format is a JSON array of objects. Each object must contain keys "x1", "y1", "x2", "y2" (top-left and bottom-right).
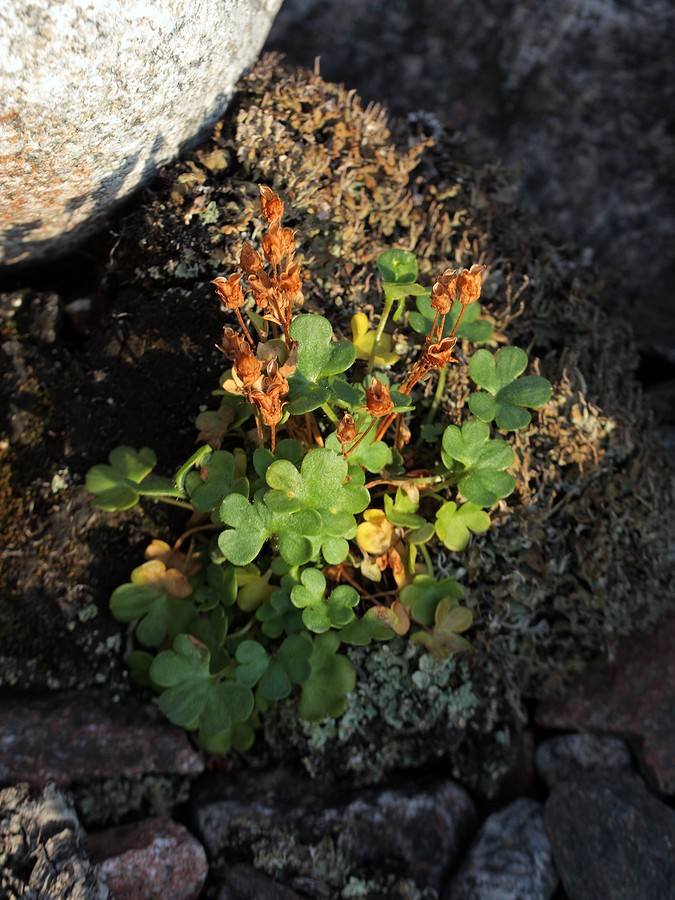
[
  {"x1": 131, "y1": 559, "x2": 193, "y2": 598},
  {"x1": 350, "y1": 313, "x2": 401, "y2": 367},
  {"x1": 356, "y1": 509, "x2": 395, "y2": 556}
]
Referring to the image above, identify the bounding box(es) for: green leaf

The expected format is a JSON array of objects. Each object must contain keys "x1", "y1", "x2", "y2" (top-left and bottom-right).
[
  {"x1": 399, "y1": 575, "x2": 464, "y2": 626},
  {"x1": 441, "y1": 418, "x2": 516, "y2": 507},
  {"x1": 258, "y1": 633, "x2": 313, "y2": 700},
  {"x1": 187, "y1": 450, "x2": 249, "y2": 513},
  {"x1": 339, "y1": 606, "x2": 396, "y2": 645},
  {"x1": 411, "y1": 597, "x2": 473, "y2": 658},
  {"x1": 235, "y1": 640, "x2": 269, "y2": 687},
  {"x1": 290, "y1": 568, "x2": 359, "y2": 633},
  {"x1": 110, "y1": 583, "x2": 197, "y2": 648},
  {"x1": 377, "y1": 249, "x2": 419, "y2": 283},
  {"x1": 299, "y1": 631, "x2": 356, "y2": 721},
  {"x1": 435, "y1": 501, "x2": 491, "y2": 551},
  {"x1": 325, "y1": 424, "x2": 392, "y2": 473},
  {"x1": 86, "y1": 446, "x2": 158, "y2": 511},
  {"x1": 286, "y1": 315, "x2": 356, "y2": 414},
  {"x1": 266, "y1": 448, "x2": 370, "y2": 565},
  {"x1": 151, "y1": 635, "x2": 254, "y2": 735},
  {"x1": 383, "y1": 491, "x2": 425, "y2": 529},
  {"x1": 468, "y1": 347, "x2": 552, "y2": 431},
  {"x1": 256, "y1": 581, "x2": 305, "y2": 638},
  {"x1": 218, "y1": 494, "x2": 275, "y2": 565}
]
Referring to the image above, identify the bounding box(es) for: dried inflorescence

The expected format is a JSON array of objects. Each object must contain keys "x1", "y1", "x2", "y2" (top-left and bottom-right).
[{"x1": 211, "y1": 185, "x2": 304, "y2": 449}]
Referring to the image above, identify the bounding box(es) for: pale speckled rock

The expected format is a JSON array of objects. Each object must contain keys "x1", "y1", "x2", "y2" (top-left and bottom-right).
[
  {"x1": 85, "y1": 816, "x2": 208, "y2": 900},
  {"x1": 0, "y1": 782, "x2": 109, "y2": 898},
  {"x1": 444, "y1": 798, "x2": 558, "y2": 900},
  {"x1": 535, "y1": 733, "x2": 633, "y2": 790},
  {"x1": 0, "y1": 0, "x2": 283, "y2": 266}
]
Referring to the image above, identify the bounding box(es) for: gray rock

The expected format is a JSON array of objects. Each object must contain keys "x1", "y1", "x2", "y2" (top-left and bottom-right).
[
  {"x1": 267, "y1": 0, "x2": 675, "y2": 355},
  {"x1": 0, "y1": 0, "x2": 283, "y2": 267},
  {"x1": 0, "y1": 782, "x2": 108, "y2": 898},
  {"x1": 192, "y1": 767, "x2": 476, "y2": 896},
  {"x1": 545, "y1": 772, "x2": 675, "y2": 900},
  {"x1": 85, "y1": 816, "x2": 208, "y2": 900},
  {"x1": 0, "y1": 691, "x2": 204, "y2": 787},
  {"x1": 536, "y1": 609, "x2": 675, "y2": 796},
  {"x1": 444, "y1": 798, "x2": 558, "y2": 900},
  {"x1": 535, "y1": 733, "x2": 633, "y2": 790}
]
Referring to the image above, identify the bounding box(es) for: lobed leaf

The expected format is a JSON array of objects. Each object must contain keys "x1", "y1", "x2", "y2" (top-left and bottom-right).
[
  {"x1": 468, "y1": 347, "x2": 552, "y2": 431},
  {"x1": 86, "y1": 446, "x2": 158, "y2": 511},
  {"x1": 441, "y1": 418, "x2": 515, "y2": 507},
  {"x1": 299, "y1": 631, "x2": 356, "y2": 721},
  {"x1": 435, "y1": 501, "x2": 491, "y2": 552}
]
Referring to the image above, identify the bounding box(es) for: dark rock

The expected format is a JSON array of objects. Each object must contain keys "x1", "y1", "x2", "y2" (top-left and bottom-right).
[
  {"x1": 267, "y1": 0, "x2": 675, "y2": 356},
  {"x1": 544, "y1": 772, "x2": 675, "y2": 900},
  {"x1": 85, "y1": 816, "x2": 207, "y2": 900},
  {"x1": 536, "y1": 609, "x2": 675, "y2": 795},
  {"x1": 0, "y1": 781, "x2": 108, "y2": 898},
  {"x1": 444, "y1": 798, "x2": 558, "y2": 900},
  {"x1": 535, "y1": 733, "x2": 633, "y2": 790},
  {"x1": 0, "y1": 691, "x2": 204, "y2": 788},
  {"x1": 217, "y1": 863, "x2": 303, "y2": 899},
  {"x1": 192, "y1": 767, "x2": 476, "y2": 896}
]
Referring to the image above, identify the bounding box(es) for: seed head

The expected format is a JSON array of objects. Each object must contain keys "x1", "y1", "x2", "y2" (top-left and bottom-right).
[
  {"x1": 456, "y1": 265, "x2": 484, "y2": 306},
  {"x1": 259, "y1": 185, "x2": 284, "y2": 223},
  {"x1": 430, "y1": 268, "x2": 458, "y2": 314},
  {"x1": 423, "y1": 336, "x2": 458, "y2": 369},
  {"x1": 336, "y1": 413, "x2": 358, "y2": 446},
  {"x1": 365, "y1": 377, "x2": 395, "y2": 418},
  {"x1": 211, "y1": 273, "x2": 245, "y2": 309}
]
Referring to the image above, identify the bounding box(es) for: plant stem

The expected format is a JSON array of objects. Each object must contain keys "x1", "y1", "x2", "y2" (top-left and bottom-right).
[
  {"x1": 175, "y1": 445, "x2": 212, "y2": 493},
  {"x1": 321, "y1": 402, "x2": 339, "y2": 425},
  {"x1": 425, "y1": 365, "x2": 448, "y2": 425},
  {"x1": 367, "y1": 293, "x2": 395, "y2": 374},
  {"x1": 419, "y1": 541, "x2": 435, "y2": 578}
]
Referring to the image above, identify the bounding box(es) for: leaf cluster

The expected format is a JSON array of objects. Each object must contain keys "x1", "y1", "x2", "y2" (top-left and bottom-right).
[{"x1": 86, "y1": 219, "x2": 553, "y2": 754}]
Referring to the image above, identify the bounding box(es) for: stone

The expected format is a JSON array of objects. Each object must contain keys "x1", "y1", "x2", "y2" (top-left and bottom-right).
[
  {"x1": 192, "y1": 767, "x2": 476, "y2": 896},
  {"x1": 0, "y1": 691, "x2": 204, "y2": 787},
  {"x1": 444, "y1": 798, "x2": 558, "y2": 900},
  {"x1": 216, "y1": 863, "x2": 303, "y2": 899},
  {"x1": 0, "y1": 0, "x2": 284, "y2": 267},
  {"x1": 267, "y1": 0, "x2": 675, "y2": 356},
  {"x1": 544, "y1": 772, "x2": 675, "y2": 900},
  {"x1": 0, "y1": 782, "x2": 108, "y2": 898},
  {"x1": 85, "y1": 816, "x2": 208, "y2": 900},
  {"x1": 535, "y1": 733, "x2": 633, "y2": 790},
  {"x1": 536, "y1": 609, "x2": 675, "y2": 795}
]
